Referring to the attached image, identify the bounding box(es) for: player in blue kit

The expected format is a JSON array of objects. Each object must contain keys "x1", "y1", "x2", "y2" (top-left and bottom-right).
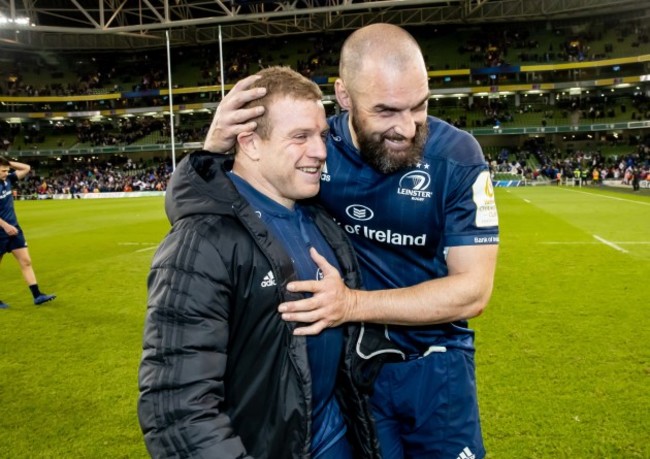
[
  {"x1": 203, "y1": 24, "x2": 498, "y2": 459},
  {"x1": 0, "y1": 157, "x2": 56, "y2": 309}
]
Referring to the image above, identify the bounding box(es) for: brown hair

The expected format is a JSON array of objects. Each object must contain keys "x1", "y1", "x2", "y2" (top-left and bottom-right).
[
  {"x1": 242, "y1": 66, "x2": 322, "y2": 139},
  {"x1": 0, "y1": 157, "x2": 10, "y2": 167}
]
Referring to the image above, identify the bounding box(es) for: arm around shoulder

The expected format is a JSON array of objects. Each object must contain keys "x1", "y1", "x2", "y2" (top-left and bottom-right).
[{"x1": 351, "y1": 243, "x2": 498, "y2": 326}]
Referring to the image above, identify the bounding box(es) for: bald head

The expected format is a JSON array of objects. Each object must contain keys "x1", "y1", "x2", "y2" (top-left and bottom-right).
[{"x1": 339, "y1": 23, "x2": 426, "y2": 91}]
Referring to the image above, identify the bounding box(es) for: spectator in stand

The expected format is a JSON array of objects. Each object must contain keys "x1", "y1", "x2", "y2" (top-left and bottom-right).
[{"x1": 632, "y1": 167, "x2": 641, "y2": 191}]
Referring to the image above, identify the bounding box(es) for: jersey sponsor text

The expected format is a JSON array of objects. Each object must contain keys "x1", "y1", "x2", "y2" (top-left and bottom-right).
[
  {"x1": 474, "y1": 235, "x2": 499, "y2": 244},
  {"x1": 342, "y1": 223, "x2": 427, "y2": 246}
]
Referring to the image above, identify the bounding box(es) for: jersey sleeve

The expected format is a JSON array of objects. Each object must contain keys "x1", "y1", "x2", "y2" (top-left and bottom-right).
[{"x1": 443, "y1": 144, "x2": 499, "y2": 248}]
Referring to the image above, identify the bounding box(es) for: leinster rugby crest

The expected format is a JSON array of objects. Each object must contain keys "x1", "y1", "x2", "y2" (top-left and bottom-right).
[{"x1": 397, "y1": 163, "x2": 432, "y2": 201}]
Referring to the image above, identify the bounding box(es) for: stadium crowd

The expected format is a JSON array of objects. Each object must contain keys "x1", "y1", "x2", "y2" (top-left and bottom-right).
[
  {"x1": 1, "y1": 18, "x2": 648, "y2": 195},
  {"x1": 12, "y1": 157, "x2": 173, "y2": 199},
  {"x1": 0, "y1": 117, "x2": 210, "y2": 152},
  {"x1": 492, "y1": 137, "x2": 650, "y2": 188},
  {"x1": 1, "y1": 19, "x2": 647, "y2": 100},
  {"x1": 7, "y1": 134, "x2": 647, "y2": 200}
]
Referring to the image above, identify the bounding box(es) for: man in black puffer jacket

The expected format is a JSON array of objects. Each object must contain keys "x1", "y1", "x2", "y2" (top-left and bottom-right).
[{"x1": 138, "y1": 67, "x2": 386, "y2": 459}]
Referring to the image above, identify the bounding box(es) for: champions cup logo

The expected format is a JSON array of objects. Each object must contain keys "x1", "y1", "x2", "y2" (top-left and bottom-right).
[
  {"x1": 397, "y1": 171, "x2": 433, "y2": 201},
  {"x1": 345, "y1": 204, "x2": 374, "y2": 221},
  {"x1": 472, "y1": 171, "x2": 498, "y2": 227},
  {"x1": 484, "y1": 176, "x2": 495, "y2": 198}
]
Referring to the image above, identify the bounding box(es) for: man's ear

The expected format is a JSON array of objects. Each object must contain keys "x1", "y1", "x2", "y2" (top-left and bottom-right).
[
  {"x1": 236, "y1": 131, "x2": 261, "y2": 162},
  {"x1": 335, "y1": 79, "x2": 352, "y2": 111}
]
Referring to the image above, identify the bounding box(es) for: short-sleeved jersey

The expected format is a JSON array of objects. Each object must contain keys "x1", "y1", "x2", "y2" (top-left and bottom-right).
[
  {"x1": 319, "y1": 113, "x2": 499, "y2": 353},
  {"x1": 0, "y1": 172, "x2": 19, "y2": 229}
]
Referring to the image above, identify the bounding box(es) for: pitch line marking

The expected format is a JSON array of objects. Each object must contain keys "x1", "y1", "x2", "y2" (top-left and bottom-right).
[
  {"x1": 523, "y1": 199, "x2": 531, "y2": 203},
  {"x1": 541, "y1": 241, "x2": 650, "y2": 245},
  {"x1": 557, "y1": 187, "x2": 650, "y2": 206},
  {"x1": 135, "y1": 246, "x2": 158, "y2": 253},
  {"x1": 593, "y1": 235, "x2": 629, "y2": 253}
]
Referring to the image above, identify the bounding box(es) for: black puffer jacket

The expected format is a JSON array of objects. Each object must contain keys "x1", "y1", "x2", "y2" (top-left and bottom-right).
[{"x1": 138, "y1": 152, "x2": 382, "y2": 459}]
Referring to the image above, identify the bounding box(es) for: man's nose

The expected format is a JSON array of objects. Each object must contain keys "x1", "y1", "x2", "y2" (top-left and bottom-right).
[
  {"x1": 310, "y1": 136, "x2": 327, "y2": 159},
  {"x1": 393, "y1": 111, "x2": 417, "y2": 139}
]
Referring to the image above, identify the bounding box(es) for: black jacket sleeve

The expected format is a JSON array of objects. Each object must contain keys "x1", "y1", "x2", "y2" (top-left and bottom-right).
[{"x1": 138, "y1": 219, "x2": 253, "y2": 459}]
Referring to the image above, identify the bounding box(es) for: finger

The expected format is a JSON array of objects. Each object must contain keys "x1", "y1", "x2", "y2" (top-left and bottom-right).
[
  {"x1": 221, "y1": 77, "x2": 266, "y2": 109},
  {"x1": 292, "y1": 321, "x2": 329, "y2": 336},
  {"x1": 309, "y1": 247, "x2": 339, "y2": 277},
  {"x1": 226, "y1": 87, "x2": 267, "y2": 107},
  {"x1": 227, "y1": 106, "x2": 265, "y2": 125},
  {"x1": 281, "y1": 309, "x2": 324, "y2": 324},
  {"x1": 278, "y1": 295, "x2": 319, "y2": 313},
  {"x1": 228, "y1": 121, "x2": 259, "y2": 137},
  {"x1": 230, "y1": 74, "x2": 263, "y2": 92},
  {"x1": 285, "y1": 279, "x2": 320, "y2": 294}
]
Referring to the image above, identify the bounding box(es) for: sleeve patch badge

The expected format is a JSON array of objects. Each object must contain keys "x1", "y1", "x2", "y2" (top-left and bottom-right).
[{"x1": 472, "y1": 171, "x2": 499, "y2": 227}]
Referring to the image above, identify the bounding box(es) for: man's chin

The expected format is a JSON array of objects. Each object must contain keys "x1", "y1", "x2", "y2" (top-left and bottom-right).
[{"x1": 386, "y1": 148, "x2": 422, "y2": 166}]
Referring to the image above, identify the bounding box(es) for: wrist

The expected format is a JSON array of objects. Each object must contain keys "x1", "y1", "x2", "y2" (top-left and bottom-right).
[{"x1": 347, "y1": 288, "x2": 362, "y2": 322}]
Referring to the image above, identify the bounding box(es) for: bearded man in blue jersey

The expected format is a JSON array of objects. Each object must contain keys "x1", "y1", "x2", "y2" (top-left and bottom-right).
[{"x1": 202, "y1": 24, "x2": 499, "y2": 459}]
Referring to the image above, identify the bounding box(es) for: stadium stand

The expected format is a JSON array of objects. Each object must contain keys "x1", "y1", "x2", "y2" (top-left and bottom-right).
[{"x1": 0, "y1": 4, "x2": 648, "y2": 194}]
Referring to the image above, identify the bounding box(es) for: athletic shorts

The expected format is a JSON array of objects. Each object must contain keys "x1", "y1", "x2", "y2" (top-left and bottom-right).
[
  {"x1": 370, "y1": 348, "x2": 485, "y2": 459},
  {"x1": 0, "y1": 228, "x2": 28, "y2": 255}
]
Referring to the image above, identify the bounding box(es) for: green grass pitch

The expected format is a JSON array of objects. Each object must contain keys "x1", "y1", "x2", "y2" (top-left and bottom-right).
[{"x1": 1, "y1": 187, "x2": 648, "y2": 458}]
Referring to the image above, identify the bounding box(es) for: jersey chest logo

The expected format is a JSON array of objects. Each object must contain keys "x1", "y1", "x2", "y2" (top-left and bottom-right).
[{"x1": 396, "y1": 165, "x2": 433, "y2": 202}]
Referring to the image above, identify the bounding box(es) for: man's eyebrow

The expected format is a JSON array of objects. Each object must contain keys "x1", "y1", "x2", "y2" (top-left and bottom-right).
[
  {"x1": 286, "y1": 126, "x2": 327, "y2": 136},
  {"x1": 374, "y1": 95, "x2": 429, "y2": 112}
]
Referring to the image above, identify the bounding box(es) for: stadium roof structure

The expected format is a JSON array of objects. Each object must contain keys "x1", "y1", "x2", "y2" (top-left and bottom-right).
[{"x1": 0, "y1": 0, "x2": 647, "y2": 50}]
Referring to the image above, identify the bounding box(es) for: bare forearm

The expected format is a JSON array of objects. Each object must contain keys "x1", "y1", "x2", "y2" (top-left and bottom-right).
[
  {"x1": 9, "y1": 161, "x2": 30, "y2": 179},
  {"x1": 9, "y1": 161, "x2": 29, "y2": 171},
  {"x1": 280, "y1": 244, "x2": 498, "y2": 336},
  {"x1": 350, "y1": 272, "x2": 493, "y2": 326}
]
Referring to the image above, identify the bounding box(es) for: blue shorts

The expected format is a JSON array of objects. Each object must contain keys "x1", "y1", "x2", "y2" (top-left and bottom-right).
[
  {"x1": 0, "y1": 229, "x2": 28, "y2": 255},
  {"x1": 370, "y1": 348, "x2": 485, "y2": 459}
]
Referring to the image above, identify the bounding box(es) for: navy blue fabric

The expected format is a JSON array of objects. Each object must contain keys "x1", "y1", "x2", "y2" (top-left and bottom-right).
[
  {"x1": 0, "y1": 226, "x2": 27, "y2": 254},
  {"x1": 319, "y1": 113, "x2": 499, "y2": 355},
  {"x1": 0, "y1": 172, "x2": 19, "y2": 229},
  {"x1": 370, "y1": 349, "x2": 485, "y2": 459},
  {"x1": 229, "y1": 172, "x2": 347, "y2": 457},
  {"x1": 313, "y1": 428, "x2": 354, "y2": 459}
]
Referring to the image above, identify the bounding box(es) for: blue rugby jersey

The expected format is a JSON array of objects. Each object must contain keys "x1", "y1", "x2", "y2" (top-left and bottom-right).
[
  {"x1": 228, "y1": 172, "x2": 348, "y2": 457},
  {"x1": 0, "y1": 172, "x2": 19, "y2": 231},
  {"x1": 319, "y1": 113, "x2": 499, "y2": 354}
]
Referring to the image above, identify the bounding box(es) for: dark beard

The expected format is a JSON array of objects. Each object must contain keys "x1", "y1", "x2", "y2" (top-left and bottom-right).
[{"x1": 351, "y1": 113, "x2": 428, "y2": 174}]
